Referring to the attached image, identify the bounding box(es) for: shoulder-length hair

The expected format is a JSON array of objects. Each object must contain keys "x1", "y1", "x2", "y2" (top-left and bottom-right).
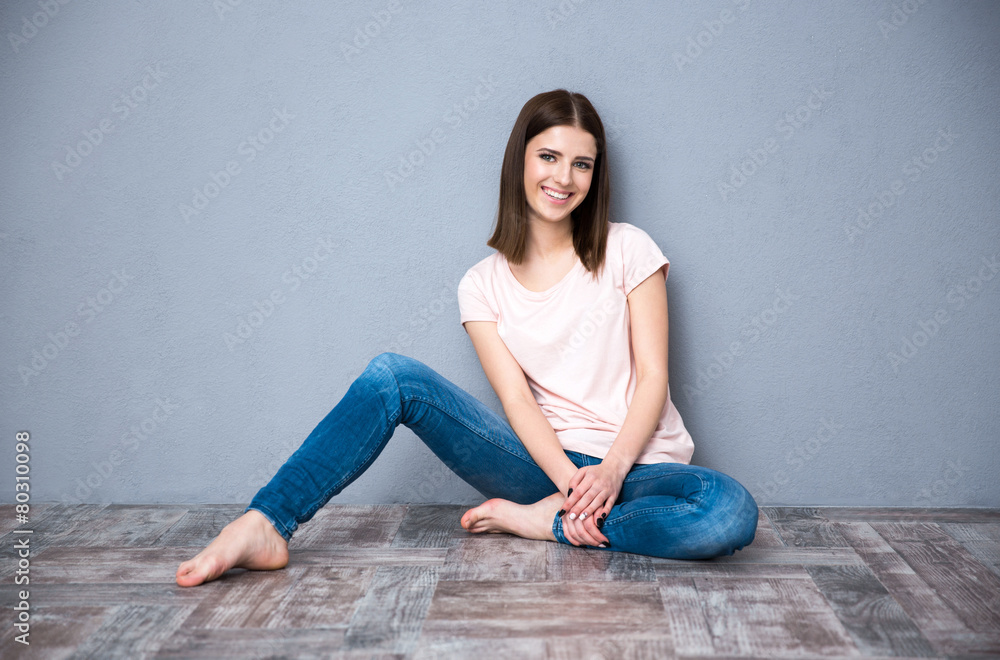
[{"x1": 487, "y1": 89, "x2": 610, "y2": 279}]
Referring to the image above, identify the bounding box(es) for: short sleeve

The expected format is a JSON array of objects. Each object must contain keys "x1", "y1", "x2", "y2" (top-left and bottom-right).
[
  {"x1": 621, "y1": 224, "x2": 670, "y2": 296},
  {"x1": 457, "y1": 270, "x2": 498, "y2": 325}
]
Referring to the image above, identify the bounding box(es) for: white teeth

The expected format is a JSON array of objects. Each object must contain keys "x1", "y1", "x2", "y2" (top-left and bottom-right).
[{"x1": 543, "y1": 187, "x2": 569, "y2": 200}]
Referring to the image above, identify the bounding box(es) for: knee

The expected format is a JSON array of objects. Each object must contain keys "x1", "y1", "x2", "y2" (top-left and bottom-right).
[
  {"x1": 367, "y1": 352, "x2": 428, "y2": 386},
  {"x1": 687, "y1": 478, "x2": 759, "y2": 559}
]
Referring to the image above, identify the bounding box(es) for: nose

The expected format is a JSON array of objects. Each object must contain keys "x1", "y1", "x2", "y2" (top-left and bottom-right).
[{"x1": 552, "y1": 162, "x2": 574, "y2": 187}]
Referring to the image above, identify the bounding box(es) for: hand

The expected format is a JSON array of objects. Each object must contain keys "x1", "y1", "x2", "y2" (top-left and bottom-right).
[{"x1": 559, "y1": 463, "x2": 626, "y2": 548}]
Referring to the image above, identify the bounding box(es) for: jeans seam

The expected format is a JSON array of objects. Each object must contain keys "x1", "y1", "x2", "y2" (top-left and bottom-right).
[
  {"x1": 604, "y1": 501, "x2": 698, "y2": 527},
  {"x1": 381, "y1": 357, "x2": 523, "y2": 464},
  {"x1": 306, "y1": 409, "x2": 398, "y2": 521},
  {"x1": 622, "y1": 470, "x2": 710, "y2": 508},
  {"x1": 403, "y1": 393, "x2": 538, "y2": 467}
]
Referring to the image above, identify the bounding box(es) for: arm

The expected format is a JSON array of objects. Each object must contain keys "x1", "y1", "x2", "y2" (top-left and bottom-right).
[
  {"x1": 602, "y1": 267, "x2": 670, "y2": 479},
  {"x1": 462, "y1": 320, "x2": 578, "y2": 495},
  {"x1": 561, "y1": 267, "x2": 670, "y2": 520}
]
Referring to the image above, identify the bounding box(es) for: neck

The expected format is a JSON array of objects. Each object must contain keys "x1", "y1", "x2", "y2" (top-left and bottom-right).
[{"x1": 524, "y1": 216, "x2": 574, "y2": 262}]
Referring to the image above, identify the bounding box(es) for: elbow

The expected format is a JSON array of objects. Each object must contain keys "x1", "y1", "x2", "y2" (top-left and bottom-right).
[{"x1": 636, "y1": 369, "x2": 669, "y2": 407}]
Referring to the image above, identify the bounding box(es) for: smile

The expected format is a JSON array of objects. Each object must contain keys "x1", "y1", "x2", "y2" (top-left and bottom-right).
[{"x1": 542, "y1": 186, "x2": 572, "y2": 200}]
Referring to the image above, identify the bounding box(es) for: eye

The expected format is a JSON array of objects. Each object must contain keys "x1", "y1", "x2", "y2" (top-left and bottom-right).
[
  {"x1": 540, "y1": 154, "x2": 555, "y2": 162},
  {"x1": 575, "y1": 162, "x2": 592, "y2": 170}
]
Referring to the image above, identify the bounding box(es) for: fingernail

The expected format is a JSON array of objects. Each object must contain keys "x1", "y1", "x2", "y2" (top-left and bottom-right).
[
  {"x1": 596, "y1": 518, "x2": 604, "y2": 529},
  {"x1": 598, "y1": 543, "x2": 607, "y2": 548},
  {"x1": 569, "y1": 512, "x2": 577, "y2": 520},
  {"x1": 600, "y1": 512, "x2": 607, "y2": 519},
  {"x1": 580, "y1": 512, "x2": 587, "y2": 520},
  {"x1": 567, "y1": 488, "x2": 573, "y2": 496},
  {"x1": 557, "y1": 509, "x2": 565, "y2": 517},
  {"x1": 604, "y1": 539, "x2": 612, "y2": 547}
]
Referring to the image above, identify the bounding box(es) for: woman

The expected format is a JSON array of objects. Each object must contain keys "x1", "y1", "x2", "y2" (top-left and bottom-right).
[{"x1": 176, "y1": 89, "x2": 758, "y2": 587}]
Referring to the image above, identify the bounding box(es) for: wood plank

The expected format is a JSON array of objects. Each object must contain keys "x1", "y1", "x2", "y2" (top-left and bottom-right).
[
  {"x1": 154, "y1": 628, "x2": 354, "y2": 658},
  {"x1": 655, "y1": 563, "x2": 814, "y2": 579},
  {"x1": 26, "y1": 546, "x2": 445, "y2": 584},
  {"x1": 546, "y1": 541, "x2": 656, "y2": 581},
  {"x1": 153, "y1": 505, "x2": 247, "y2": 546},
  {"x1": 0, "y1": 605, "x2": 107, "y2": 659},
  {"x1": 650, "y1": 545, "x2": 863, "y2": 566},
  {"x1": 777, "y1": 506, "x2": 1000, "y2": 523},
  {"x1": 838, "y1": 521, "x2": 978, "y2": 657},
  {"x1": 391, "y1": 504, "x2": 468, "y2": 548},
  {"x1": 0, "y1": 502, "x2": 56, "y2": 535},
  {"x1": 871, "y1": 522, "x2": 1000, "y2": 634},
  {"x1": 684, "y1": 576, "x2": 859, "y2": 657},
  {"x1": 27, "y1": 546, "x2": 258, "y2": 584},
  {"x1": 938, "y1": 522, "x2": 1000, "y2": 541},
  {"x1": 658, "y1": 577, "x2": 716, "y2": 655},
  {"x1": 3, "y1": 582, "x2": 205, "y2": 608},
  {"x1": 806, "y1": 564, "x2": 938, "y2": 657},
  {"x1": 440, "y1": 533, "x2": 547, "y2": 581},
  {"x1": 422, "y1": 581, "x2": 666, "y2": 638},
  {"x1": 262, "y1": 566, "x2": 376, "y2": 629},
  {"x1": 414, "y1": 636, "x2": 676, "y2": 659},
  {"x1": 763, "y1": 507, "x2": 852, "y2": 547},
  {"x1": 70, "y1": 604, "x2": 196, "y2": 658},
  {"x1": 751, "y1": 507, "x2": 788, "y2": 548},
  {"x1": 939, "y1": 522, "x2": 1000, "y2": 578},
  {"x1": 290, "y1": 547, "x2": 447, "y2": 568},
  {"x1": 343, "y1": 566, "x2": 439, "y2": 653},
  {"x1": 182, "y1": 566, "x2": 307, "y2": 628},
  {"x1": 288, "y1": 504, "x2": 406, "y2": 549},
  {"x1": 0, "y1": 503, "x2": 188, "y2": 553}
]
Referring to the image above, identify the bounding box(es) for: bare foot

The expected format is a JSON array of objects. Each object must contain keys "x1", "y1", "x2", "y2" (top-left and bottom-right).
[
  {"x1": 460, "y1": 492, "x2": 563, "y2": 542},
  {"x1": 175, "y1": 509, "x2": 289, "y2": 587}
]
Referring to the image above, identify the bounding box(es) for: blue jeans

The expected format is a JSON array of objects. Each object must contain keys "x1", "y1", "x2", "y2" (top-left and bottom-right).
[{"x1": 246, "y1": 352, "x2": 758, "y2": 560}]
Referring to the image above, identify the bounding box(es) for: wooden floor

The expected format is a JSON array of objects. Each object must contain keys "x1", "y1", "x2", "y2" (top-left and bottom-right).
[{"x1": 2, "y1": 504, "x2": 999, "y2": 659}]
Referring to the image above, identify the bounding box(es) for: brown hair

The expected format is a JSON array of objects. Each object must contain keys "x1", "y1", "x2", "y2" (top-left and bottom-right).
[{"x1": 487, "y1": 89, "x2": 610, "y2": 278}]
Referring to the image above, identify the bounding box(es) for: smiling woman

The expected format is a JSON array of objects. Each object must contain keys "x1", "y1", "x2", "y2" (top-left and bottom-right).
[{"x1": 176, "y1": 88, "x2": 759, "y2": 588}]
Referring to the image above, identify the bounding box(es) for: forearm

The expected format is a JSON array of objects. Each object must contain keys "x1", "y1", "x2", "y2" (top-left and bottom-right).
[
  {"x1": 502, "y1": 397, "x2": 578, "y2": 494},
  {"x1": 602, "y1": 372, "x2": 669, "y2": 479}
]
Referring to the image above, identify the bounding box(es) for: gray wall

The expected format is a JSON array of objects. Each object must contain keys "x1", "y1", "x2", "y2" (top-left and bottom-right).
[{"x1": 2, "y1": 1, "x2": 998, "y2": 508}]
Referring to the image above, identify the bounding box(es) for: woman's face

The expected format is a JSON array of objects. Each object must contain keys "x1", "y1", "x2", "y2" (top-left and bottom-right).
[{"x1": 522, "y1": 124, "x2": 597, "y2": 226}]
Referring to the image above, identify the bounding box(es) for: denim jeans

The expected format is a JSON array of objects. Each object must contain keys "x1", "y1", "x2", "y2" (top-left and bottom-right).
[{"x1": 246, "y1": 352, "x2": 758, "y2": 560}]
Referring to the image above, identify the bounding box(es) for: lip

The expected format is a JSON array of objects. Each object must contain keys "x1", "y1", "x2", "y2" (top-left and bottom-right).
[{"x1": 542, "y1": 185, "x2": 574, "y2": 204}]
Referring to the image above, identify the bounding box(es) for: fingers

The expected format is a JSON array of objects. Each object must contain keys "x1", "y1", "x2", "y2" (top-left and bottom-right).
[{"x1": 562, "y1": 515, "x2": 609, "y2": 547}]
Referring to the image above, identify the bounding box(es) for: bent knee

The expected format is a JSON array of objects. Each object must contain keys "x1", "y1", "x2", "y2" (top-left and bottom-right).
[
  {"x1": 367, "y1": 351, "x2": 430, "y2": 384},
  {"x1": 686, "y1": 483, "x2": 759, "y2": 559}
]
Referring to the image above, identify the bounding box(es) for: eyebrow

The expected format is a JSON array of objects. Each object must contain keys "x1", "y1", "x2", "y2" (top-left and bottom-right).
[{"x1": 536, "y1": 148, "x2": 595, "y2": 163}]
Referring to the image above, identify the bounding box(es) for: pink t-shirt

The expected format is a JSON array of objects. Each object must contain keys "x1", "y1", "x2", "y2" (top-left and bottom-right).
[{"x1": 457, "y1": 221, "x2": 694, "y2": 465}]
